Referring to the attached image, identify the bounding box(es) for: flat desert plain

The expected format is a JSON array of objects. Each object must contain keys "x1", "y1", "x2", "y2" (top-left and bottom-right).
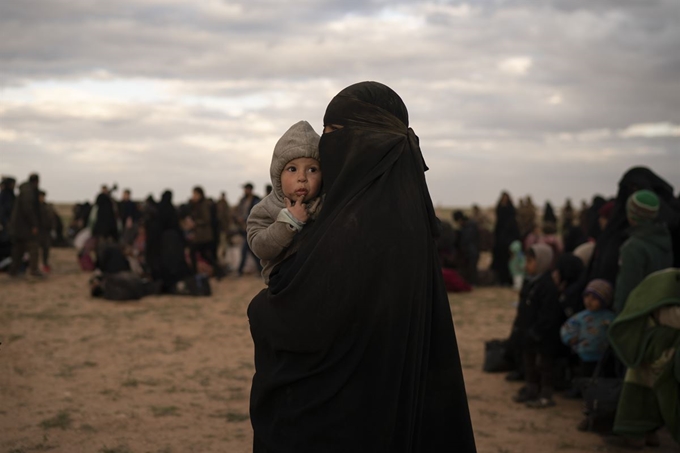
[{"x1": 0, "y1": 248, "x2": 676, "y2": 453}]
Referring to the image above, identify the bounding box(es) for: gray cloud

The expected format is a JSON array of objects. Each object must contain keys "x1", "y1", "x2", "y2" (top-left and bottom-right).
[{"x1": 1, "y1": 0, "x2": 678, "y2": 206}]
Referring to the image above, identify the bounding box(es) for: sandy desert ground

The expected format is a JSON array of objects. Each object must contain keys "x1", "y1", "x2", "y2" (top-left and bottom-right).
[{"x1": 0, "y1": 248, "x2": 677, "y2": 453}]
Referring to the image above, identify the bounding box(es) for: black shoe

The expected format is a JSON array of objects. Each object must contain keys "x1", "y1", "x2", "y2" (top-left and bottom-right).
[{"x1": 512, "y1": 386, "x2": 538, "y2": 403}]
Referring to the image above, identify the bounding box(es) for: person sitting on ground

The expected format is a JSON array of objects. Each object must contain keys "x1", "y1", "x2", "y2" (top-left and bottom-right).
[
  {"x1": 90, "y1": 270, "x2": 161, "y2": 301},
  {"x1": 613, "y1": 190, "x2": 674, "y2": 314},
  {"x1": 511, "y1": 243, "x2": 564, "y2": 408},
  {"x1": 247, "y1": 121, "x2": 322, "y2": 284},
  {"x1": 560, "y1": 279, "x2": 615, "y2": 387}
]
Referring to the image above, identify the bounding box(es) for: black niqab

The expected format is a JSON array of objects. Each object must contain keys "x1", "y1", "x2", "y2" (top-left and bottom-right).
[
  {"x1": 248, "y1": 82, "x2": 475, "y2": 453},
  {"x1": 158, "y1": 190, "x2": 180, "y2": 232},
  {"x1": 588, "y1": 167, "x2": 679, "y2": 282},
  {"x1": 543, "y1": 202, "x2": 557, "y2": 224},
  {"x1": 92, "y1": 194, "x2": 118, "y2": 240},
  {"x1": 158, "y1": 191, "x2": 190, "y2": 290},
  {"x1": 491, "y1": 192, "x2": 520, "y2": 285}
]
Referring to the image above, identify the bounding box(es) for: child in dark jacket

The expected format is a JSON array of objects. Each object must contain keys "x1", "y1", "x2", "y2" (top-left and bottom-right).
[{"x1": 512, "y1": 243, "x2": 564, "y2": 408}]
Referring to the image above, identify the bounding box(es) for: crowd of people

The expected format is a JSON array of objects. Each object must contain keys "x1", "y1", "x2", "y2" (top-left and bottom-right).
[
  {"x1": 465, "y1": 167, "x2": 680, "y2": 449},
  {"x1": 0, "y1": 173, "x2": 275, "y2": 300},
  {"x1": 0, "y1": 174, "x2": 67, "y2": 276},
  {"x1": 2, "y1": 156, "x2": 679, "y2": 448}
]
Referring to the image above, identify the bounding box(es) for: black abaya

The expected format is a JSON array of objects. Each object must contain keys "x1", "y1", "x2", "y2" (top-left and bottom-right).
[
  {"x1": 92, "y1": 194, "x2": 118, "y2": 241},
  {"x1": 587, "y1": 167, "x2": 679, "y2": 283},
  {"x1": 490, "y1": 200, "x2": 520, "y2": 285},
  {"x1": 248, "y1": 82, "x2": 476, "y2": 453}
]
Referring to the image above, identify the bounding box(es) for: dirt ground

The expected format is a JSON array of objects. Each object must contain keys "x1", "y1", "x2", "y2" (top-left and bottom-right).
[{"x1": 1, "y1": 248, "x2": 677, "y2": 453}]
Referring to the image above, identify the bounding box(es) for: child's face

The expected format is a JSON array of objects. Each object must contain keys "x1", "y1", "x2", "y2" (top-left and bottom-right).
[
  {"x1": 525, "y1": 255, "x2": 537, "y2": 276},
  {"x1": 280, "y1": 157, "x2": 322, "y2": 202},
  {"x1": 584, "y1": 294, "x2": 602, "y2": 311}
]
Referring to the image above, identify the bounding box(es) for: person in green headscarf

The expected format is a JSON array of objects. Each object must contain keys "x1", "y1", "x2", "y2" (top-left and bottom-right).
[
  {"x1": 606, "y1": 268, "x2": 680, "y2": 449},
  {"x1": 613, "y1": 190, "x2": 674, "y2": 314}
]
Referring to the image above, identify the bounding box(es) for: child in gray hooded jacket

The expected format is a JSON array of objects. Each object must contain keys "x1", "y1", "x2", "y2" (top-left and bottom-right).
[{"x1": 247, "y1": 121, "x2": 322, "y2": 284}]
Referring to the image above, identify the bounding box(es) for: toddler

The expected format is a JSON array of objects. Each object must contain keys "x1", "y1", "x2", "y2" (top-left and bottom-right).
[
  {"x1": 560, "y1": 279, "x2": 616, "y2": 378},
  {"x1": 247, "y1": 121, "x2": 322, "y2": 283},
  {"x1": 511, "y1": 243, "x2": 563, "y2": 408}
]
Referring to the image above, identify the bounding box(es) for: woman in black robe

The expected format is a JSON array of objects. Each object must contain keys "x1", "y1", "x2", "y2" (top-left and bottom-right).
[
  {"x1": 587, "y1": 167, "x2": 680, "y2": 283},
  {"x1": 247, "y1": 82, "x2": 476, "y2": 453},
  {"x1": 92, "y1": 193, "x2": 118, "y2": 241},
  {"x1": 159, "y1": 191, "x2": 191, "y2": 291},
  {"x1": 490, "y1": 191, "x2": 520, "y2": 286}
]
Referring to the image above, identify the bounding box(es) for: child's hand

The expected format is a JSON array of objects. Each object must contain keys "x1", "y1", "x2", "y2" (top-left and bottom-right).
[
  {"x1": 306, "y1": 197, "x2": 322, "y2": 220},
  {"x1": 285, "y1": 197, "x2": 310, "y2": 224}
]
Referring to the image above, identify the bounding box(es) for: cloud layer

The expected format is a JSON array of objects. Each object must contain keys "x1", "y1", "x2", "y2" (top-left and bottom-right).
[{"x1": 1, "y1": 0, "x2": 678, "y2": 206}]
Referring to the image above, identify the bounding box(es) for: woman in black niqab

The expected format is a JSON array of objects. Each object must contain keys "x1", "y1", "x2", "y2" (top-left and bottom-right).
[
  {"x1": 587, "y1": 167, "x2": 680, "y2": 282},
  {"x1": 158, "y1": 190, "x2": 180, "y2": 233},
  {"x1": 92, "y1": 193, "x2": 118, "y2": 241},
  {"x1": 248, "y1": 82, "x2": 476, "y2": 453},
  {"x1": 490, "y1": 191, "x2": 520, "y2": 286}
]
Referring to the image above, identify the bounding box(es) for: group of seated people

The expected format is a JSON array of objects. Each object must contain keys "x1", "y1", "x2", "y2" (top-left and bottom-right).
[{"x1": 80, "y1": 188, "x2": 222, "y2": 301}]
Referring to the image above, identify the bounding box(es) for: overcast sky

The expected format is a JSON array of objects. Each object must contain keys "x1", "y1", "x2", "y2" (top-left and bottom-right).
[{"x1": 1, "y1": 0, "x2": 679, "y2": 207}]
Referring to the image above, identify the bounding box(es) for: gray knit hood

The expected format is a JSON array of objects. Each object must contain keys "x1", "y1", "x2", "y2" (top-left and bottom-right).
[
  {"x1": 269, "y1": 121, "x2": 320, "y2": 204},
  {"x1": 529, "y1": 243, "x2": 554, "y2": 276}
]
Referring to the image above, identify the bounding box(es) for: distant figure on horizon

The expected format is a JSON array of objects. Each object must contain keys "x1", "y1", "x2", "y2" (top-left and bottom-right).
[
  {"x1": 235, "y1": 183, "x2": 262, "y2": 276},
  {"x1": 0, "y1": 176, "x2": 16, "y2": 262},
  {"x1": 491, "y1": 191, "x2": 520, "y2": 286},
  {"x1": 38, "y1": 190, "x2": 55, "y2": 273},
  {"x1": 216, "y1": 192, "x2": 233, "y2": 265},
  {"x1": 453, "y1": 210, "x2": 480, "y2": 286},
  {"x1": 189, "y1": 186, "x2": 223, "y2": 278},
  {"x1": 119, "y1": 189, "x2": 140, "y2": 246},
  {"x1": 517, "y1": 196, "x2": 537, "y2": 240},
  {"x1": 92, "y1": 192, "x2": 119, "y2": 242},
  {"x1": 8, "y1": 173, "x2": 42, "y2": 277}
]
